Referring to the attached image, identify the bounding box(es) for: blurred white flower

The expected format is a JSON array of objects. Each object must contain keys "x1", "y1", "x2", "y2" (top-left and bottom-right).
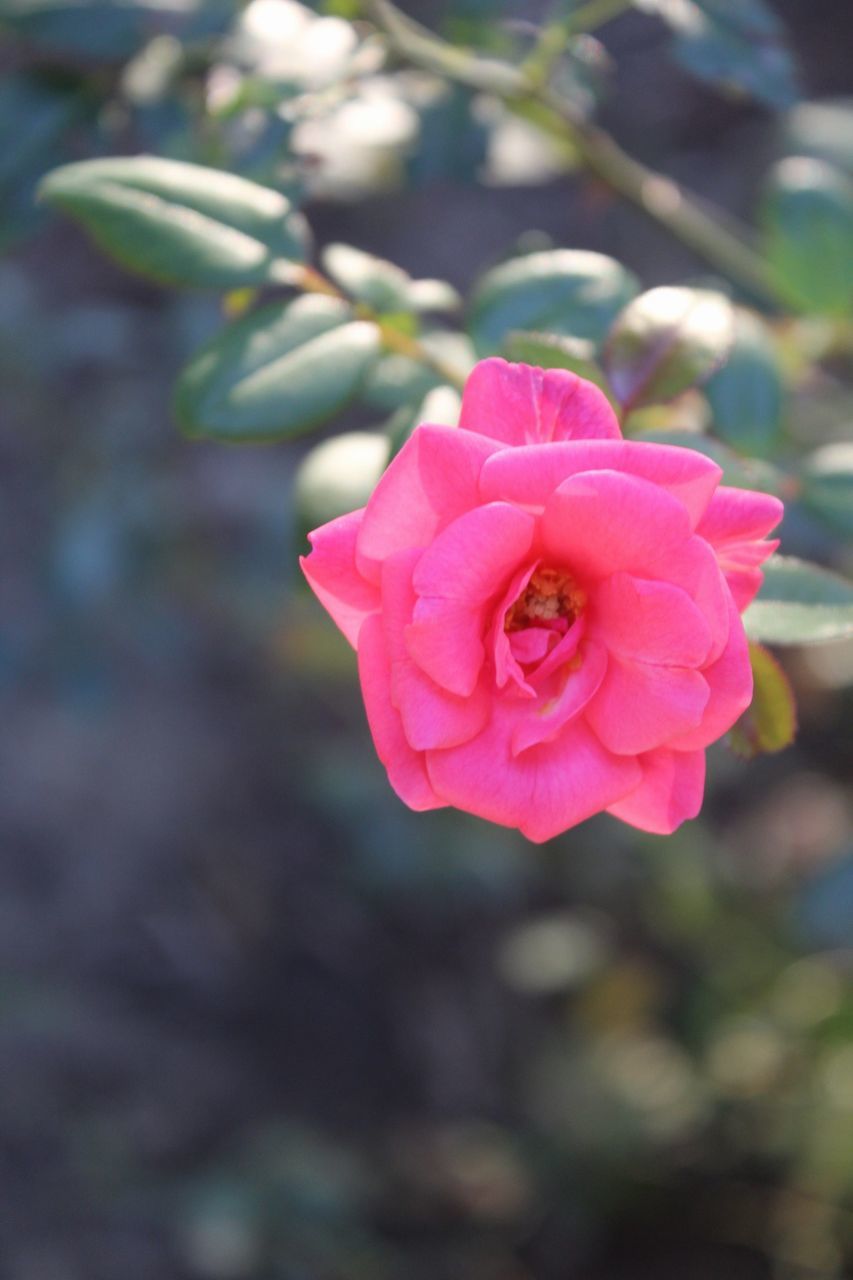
[
  {"x1": 292, "y1": 76, "x2": 419, "y2": 198},
  {"x1": 232, "y1": 0, "x2": 358, "y2": 90}
]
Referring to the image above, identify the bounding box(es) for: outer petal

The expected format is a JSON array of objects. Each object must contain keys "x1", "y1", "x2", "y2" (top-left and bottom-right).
[
  {"x1": 357, "y1": 613, "x2": 444, "y2": 811},
  {"x1": 585, "y1": 657, "x2": 709, "y2": 755},
  {"x1": 426, "y1": 706, "x2": 640, "y2": 844},
  {"x1": 670, "y1": 596, "x2": 752, "y2": 751},
  {"x1": 696, "y1": 486, "x2": 784, "y2": 546},
  {"x1": 300, "y1": 508, "x2": 380, "y2": 648},
  {"x1": 606, "y1": 748, "x2": 706, "y2": 834},
  {"x1": 480, "y1": 440, "x2": 721, "y2": 528},
  {"x1": 646, "y1": 534, "x2": 731, "y2": 665},
  {"x1": 405, "y1": 596, "x2": 488, "y2": 698},
  {"x1": 356, "y1": 424, "x2": 500, "y2": 577},
  {"x1": 382, "y1": 550, "x2": 490, "y2": 751},
  {"x1": 542, "y1": 470, "x2": 692, "y2": 582},
  {"x1": 697, "y1": 486, "x2": 783, "y2": 612},
  {"x1": 590, "y1": 572, "x2": 712, "y2": 668},
  {"x1": 458, "y1": 358, "x2": 621, "y2": 446}
]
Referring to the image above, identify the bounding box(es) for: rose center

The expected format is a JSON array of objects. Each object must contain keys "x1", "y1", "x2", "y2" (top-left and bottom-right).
[{"x1": 504, "y1": 567, "x2": 586, "y2": 633}]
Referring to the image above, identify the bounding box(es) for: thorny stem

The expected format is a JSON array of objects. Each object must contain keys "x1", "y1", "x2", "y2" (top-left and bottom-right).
[
  {"x1": 361, "y1": 0, "x2": 785, "y2": 308},
  {"x1": 297, "y1": 264, "x2": 468, "y2": 390}
]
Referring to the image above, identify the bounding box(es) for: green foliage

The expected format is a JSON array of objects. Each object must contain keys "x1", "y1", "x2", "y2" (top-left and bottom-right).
[
  {"x1": 603, "y1": 286, "x2": 734, "y2": 414},
  {"x1": 632, "y1": 429, "x2": 784, "y2": 493},
  {"x1": 0, "y1": 74, "x2": 83, "y2": 252},
  {"x1": 702, "y1": 308, "x2": 783, "y2": 456},
  {"x1": 39, "y1": 156, "x2": 311, "y2": 288},
  {"x1": 467, "y1": 249, "x2": 639, "y2": 355},
  {"x1": 730, "y1": 642, "x2": 797, "y2": 757},
  {"x1": 174, "y1": 296, "x2": 380, "y2": 442},
  {"x1": 761, "y1": 157, "x2": 853, "y2": 316},
  {"x1": 744, "y1": 556, "x2": 853, "y2": 645},
  {"x1": 296, "y1": 431, "x2": 391, "y2": 528},
  {"x1": 800, "y1": 443, "x2": 853, "y2": 537},
  {"x1": 640, "y1": 0, "x2": 799, "y2": 109}
]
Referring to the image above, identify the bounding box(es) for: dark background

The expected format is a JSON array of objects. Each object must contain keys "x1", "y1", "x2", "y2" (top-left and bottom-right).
[{"x1": 1, "y1": 2, "x2": 853, "y2": 1277}]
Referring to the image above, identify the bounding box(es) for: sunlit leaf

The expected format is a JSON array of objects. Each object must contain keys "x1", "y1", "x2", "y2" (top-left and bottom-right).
[
  {"x1": 295, "y1": 431, "x2": 390, "y2": 528},
  {"x1": 785, "y1": 98, "x2": 853, "y2": 178},
  {"x1": 729, "y1": 642, "x2": 796, "y2": 757},
  {"x1": 174, "y1": 295, "x2": 380, "y2": 442},
  {"x1": 743, "y1": 556, "x2": 853, "y2": 645},
  {"x1": 361, "y1": 331, "x2": 474, "y2": 410},
  {"x1": 467, "y1": 249, "x2": 639, "y2": 355},
  {"x1": 603, "y1": 287, "x2": 734, "y2": 414},
  {"x1": 761, "y1": 157, "x2": 853, "y2": 316},
  {"x1": 39, "y1": 155, "x2": 310, "y2": 288},
  {"x1": 703, "y1": 307, "x2": 783, "y2": 456},
  {"x1": 322, "y1": 242, "x2": 412, "y2": 313}
]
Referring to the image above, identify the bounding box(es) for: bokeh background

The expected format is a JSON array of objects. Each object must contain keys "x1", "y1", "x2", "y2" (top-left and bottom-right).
[{"x1": 2, "y1": 1, "x2": 853, "y2": 1277}]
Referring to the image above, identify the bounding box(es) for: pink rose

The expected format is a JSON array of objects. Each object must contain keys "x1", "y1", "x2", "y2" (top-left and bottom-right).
[{"x1": 301, "y1": 358, "x2": 782, "y2": 842}]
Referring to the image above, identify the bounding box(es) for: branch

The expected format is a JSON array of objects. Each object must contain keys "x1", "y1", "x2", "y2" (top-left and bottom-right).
[{"x1": 361, "y1": 0, "x2": 783, "y2": 307}]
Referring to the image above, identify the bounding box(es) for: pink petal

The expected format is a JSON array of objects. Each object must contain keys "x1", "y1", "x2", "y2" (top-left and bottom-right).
[
  {"x1": 356, "y1": 424, "x2": 500, "y2": 578},
  {"x1": 585, "y1": 657, "x2": 709, "y2": 754},
  {"x1": 647, "y1": 534, "x2": 731, "y2": 665},
  {"x1": 511, "y1": 639, "x2": 608, "y2": 754},
  {"x1": 459, "y1": 358, "x2": 621, "y2": 446},
  {"x1": 590, "y1": 572, "x2": 712, "y2": 668},
  {"x1": 404, "y1": 504, "x2": 535, "y2": 696},
  {"x1": 381, "y1": 550, "x2": 490, "y2": 750},
  {"x1": 696, "y1": 486, "x2": 783, "y2": 613},
  {"x1": 357, "y1": 613, "x2": 444, "y2": 811},
  {"x1": 300, "y1": 508, "x2": 380, "y2": 648},
  {"x1": 510, "y1": 628, "x2": 555, "y2": 664},
  {"x1": 405, "y1": 596, "x2": 488, "y2": 697},
  {"x1": 716, "y1": 538, "x2": 779, "y2": 612},
  {"x1": 412, "y1": 502, "x2": 536, "y2": 602},
  {"x1": 607, "y1": 748, "x2": 706, "y2": 834},
  {"x1": 697, "y1": 486, "x2": 784, "y2": 546},
  {"x1": 480, "y1": 439, "x2": 721, "y2": 527},
  {"x1": 670, "y1": 596, "x2": 752, "y2": 750},
  {"x1": 426, "y1": 705, "x2": 640, "y2": 844},
  {"x1": 542, "y1": 470, "x2": 692, "y2": 581}
]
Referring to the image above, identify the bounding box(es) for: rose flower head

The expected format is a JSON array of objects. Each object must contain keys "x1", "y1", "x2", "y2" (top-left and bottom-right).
[{"x1": 301, "y1": 358, "x2": 783, "y2": 842}]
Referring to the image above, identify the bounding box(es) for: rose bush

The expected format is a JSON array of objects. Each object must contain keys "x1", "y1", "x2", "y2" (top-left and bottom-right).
[{"x1": 301, "y1": 358, "x2": 783, "y2": 842}]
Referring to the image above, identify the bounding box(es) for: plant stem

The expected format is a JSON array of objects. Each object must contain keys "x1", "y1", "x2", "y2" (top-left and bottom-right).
[
  {"x1": 568, "y1": 0, "x2": 634, "y2": 34},
  {"x1": 361, "y1": 0, "x2": 784, "y2": 308},
  {"x1": 297, "y1": 264, "x2": 468, "y2": 390}
]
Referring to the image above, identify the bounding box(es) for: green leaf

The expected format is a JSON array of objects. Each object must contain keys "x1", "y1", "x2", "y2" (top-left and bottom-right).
[
  {"x1": 703, "y1": 307, "x2": 783, "y2": 457},
  {"x1": 761, "y1": 157, "x2": 853, "y2": 316},
  {"x1": 295, "y1": 431, "x2": 390, "y2": 529},
  {"x1": 467, "y1": 249, "x2": 639, "y2": 355},
  {"x1": 406, "y1": 278, "x2": 462, "y2": 313},
  {"x1": 503, "y1": 330, "x2": 614, "y2": 394},
  {"x1": 322, "y1": 243, "x2": 412, "y2": 313},
  {"x1": 603, "y1": 287, "x2": 734, "y2": 414},
  {"x1": 640, "y1": 0, "x2": 798, "y2": 110},
  {"x1": 39, "y1": 155, "x2": 310, "y2": 288},
  {"x1": 801, "y1": 442, "x2": 853, "y2": 537},
  {"x1": 743, "y1": 556, "x2": 853, "y2": 645},
  {"x1": 361, "y1": 331, "x2": 475, "y2": 411},
  {"x1": 632, "y1": 429, "x2": 784, "y2": 493},
  {"x1": 174, "y1": 295, "x2": 381, "y2": 443},
  {"x1": 785, "y1": 98, "x2": 853, "y2": 178},
  {"x1": 0, "y1": 73, "x2": 82, "y2": 251},
  {"x1": 729, "y1": 642, "x2": 796, "y2": 758}
]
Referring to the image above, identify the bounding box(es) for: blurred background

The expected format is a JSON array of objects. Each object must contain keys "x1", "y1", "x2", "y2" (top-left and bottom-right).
[{"x1": 2, "y1": 1, "x2": 853, "y2": 1277}]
